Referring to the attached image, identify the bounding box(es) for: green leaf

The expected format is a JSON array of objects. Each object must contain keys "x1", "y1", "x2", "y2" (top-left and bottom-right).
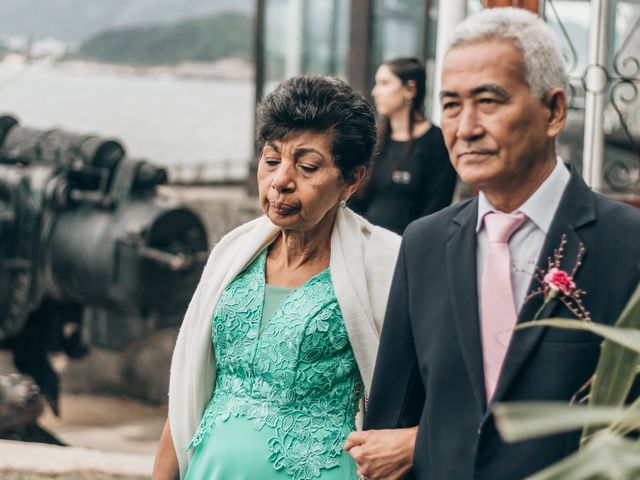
[
  {"x1": 585, "y1": 283, "x2": 640, "y2": 442},
  {"x1": 525, "y1": 433, "x2": 640, "y2": 480},
  {"x1": 517, "y1": 318, "x2": 640, "y2": 355},
  {"x1": 493, "y1": 402, "x2": 639, "y2": 443}
]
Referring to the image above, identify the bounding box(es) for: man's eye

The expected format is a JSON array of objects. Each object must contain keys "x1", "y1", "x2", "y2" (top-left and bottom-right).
[
  {"x1": 441, "y1": 102, "x2": 460, "y2": 113},
  {"x1": 479, "y1": 97, "x2": 498, "y2": 104},
  {"x1": 263, "y1": 157, "x2": 280, "y2": 166}
]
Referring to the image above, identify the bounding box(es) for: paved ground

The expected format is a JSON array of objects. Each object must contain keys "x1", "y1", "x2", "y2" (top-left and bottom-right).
[
  {"x1": 39, "y1": 394, "x2": 166, "y2": 455},
  {"x1": 0, "y1": 473, "x2": 146, "y2": 480},
  {"x1": 0, "y1": 392, "x2": 163, "y2": 478},
  {"x1": 0, "y1": 438, "x2": 152, "y2": 479}
]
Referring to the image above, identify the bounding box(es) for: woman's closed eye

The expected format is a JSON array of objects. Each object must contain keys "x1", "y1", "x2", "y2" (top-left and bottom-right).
[
  {"x1": 299, "y1": 164, "x2": 319, "y2": 173},
  {"x1": 263, "y1": 157, "x2": 280, "y2": 166}
]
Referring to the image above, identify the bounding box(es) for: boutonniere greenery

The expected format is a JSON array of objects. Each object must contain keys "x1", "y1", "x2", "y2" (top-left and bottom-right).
[{"x1": 524, "y1": 234, "x2": 591, "y2": 322}]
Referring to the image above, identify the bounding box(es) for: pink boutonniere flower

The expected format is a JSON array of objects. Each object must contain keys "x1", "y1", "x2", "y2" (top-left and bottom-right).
[
  {"x1": 525, "y1": 235, "x2": 591, "y2": 322},
  {"x1": 543, "y1": 267, "x2": 576, "y2": 297}
]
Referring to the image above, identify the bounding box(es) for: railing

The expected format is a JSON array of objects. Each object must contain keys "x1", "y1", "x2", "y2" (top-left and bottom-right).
[
  {"x1": 168, "y1": 160, "x2": 249, "y2": 185},
  {"x1": 543, "y1": 0, "x2": 640, "y2": 197}
]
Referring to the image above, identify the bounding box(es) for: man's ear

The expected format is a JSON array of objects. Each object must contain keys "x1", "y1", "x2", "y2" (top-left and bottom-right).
[{"x1": 545, "y1": 88, "x2": 568, "y2": 138}]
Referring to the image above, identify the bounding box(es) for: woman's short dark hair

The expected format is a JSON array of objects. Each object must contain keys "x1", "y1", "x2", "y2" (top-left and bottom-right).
[{"x1": 256, "y1": 75, "x2": 377, "y2": 180}]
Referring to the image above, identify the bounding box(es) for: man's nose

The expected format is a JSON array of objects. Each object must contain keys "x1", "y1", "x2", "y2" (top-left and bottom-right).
[
  {"x1": 456, "y1": 106, "x2": 484, "y2": 141},
  {"x1": 271, "y1": 162, "x2": 295, "y2": 193}
]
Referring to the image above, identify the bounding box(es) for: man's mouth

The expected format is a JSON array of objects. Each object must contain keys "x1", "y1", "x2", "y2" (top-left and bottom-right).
[{"x1": 457, "y1": 150, "x2": 495, "y2": 160}]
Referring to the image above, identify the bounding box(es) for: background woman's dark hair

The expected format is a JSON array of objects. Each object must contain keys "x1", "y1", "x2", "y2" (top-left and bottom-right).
[
  {"x1": 256, "y1": 75, "x2": 377, "y2": 181},
  {"x1": 378, "y1": 57, "x2": 427, "y2": 159},
  {"x1": 357, "y1": 57, "x2": 427, "y2": 200}
]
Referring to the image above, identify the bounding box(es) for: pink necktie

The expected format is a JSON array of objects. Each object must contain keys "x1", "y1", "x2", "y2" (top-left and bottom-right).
[{"x1": 481, "y1": 211, "x2": 526, "y2": 402}]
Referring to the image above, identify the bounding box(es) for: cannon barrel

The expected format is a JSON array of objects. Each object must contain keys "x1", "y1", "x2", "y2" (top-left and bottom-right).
[{"x1": 0, "y1": 115, "x2": 125, "y2": 170}]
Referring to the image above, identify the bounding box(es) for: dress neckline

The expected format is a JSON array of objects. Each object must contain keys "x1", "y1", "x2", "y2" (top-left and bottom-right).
[
  {"x1": 259, "y1": 249, "x2": 330, "y2": 290},
  {"x1": 265, "y1": 283, "x2": 295, "y2": 292}
]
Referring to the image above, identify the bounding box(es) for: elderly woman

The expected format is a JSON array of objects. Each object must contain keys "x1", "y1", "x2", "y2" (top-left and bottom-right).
[{"x1": 152, "y1": 75, "x2": 401, "y2": 480}]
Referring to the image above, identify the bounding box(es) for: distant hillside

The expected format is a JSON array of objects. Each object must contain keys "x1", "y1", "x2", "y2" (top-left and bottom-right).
[
  {"x1": 73, "y1": 12, "x2": 252, "y2": 65},
  {"x1": 0, "y1": 0, "x2": 254, "y2": 42}
]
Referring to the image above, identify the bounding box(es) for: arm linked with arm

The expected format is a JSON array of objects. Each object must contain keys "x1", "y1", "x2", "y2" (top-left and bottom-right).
[
  {"x1": 346, "y1": 240, "x2": 425, "y2": 479},
  {"x1": 366, "y1": 239, "x2": 425, "y2": 429}
]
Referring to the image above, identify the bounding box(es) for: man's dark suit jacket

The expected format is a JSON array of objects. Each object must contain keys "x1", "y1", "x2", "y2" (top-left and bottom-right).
[{"x1": 365, "y1": 168, "x2": 640, "y2": 480}]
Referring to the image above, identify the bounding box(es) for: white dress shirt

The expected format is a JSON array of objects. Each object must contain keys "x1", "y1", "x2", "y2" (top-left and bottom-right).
[{"x1": 476, "y1": 157, "x2": 571, "y2": 314}]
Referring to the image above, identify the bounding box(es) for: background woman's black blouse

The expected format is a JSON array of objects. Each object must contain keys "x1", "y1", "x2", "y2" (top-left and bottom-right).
[{"x1": 351, "y1": 126, "x2": 457, "y2": 234}]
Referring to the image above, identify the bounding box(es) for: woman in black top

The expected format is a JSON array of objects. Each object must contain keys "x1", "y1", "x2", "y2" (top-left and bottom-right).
[{"x1": 351, "y1": 58, "x2": 457, "y2": 234}]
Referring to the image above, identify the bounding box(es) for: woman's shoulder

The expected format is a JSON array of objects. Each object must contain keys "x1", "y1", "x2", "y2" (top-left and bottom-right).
[
  {"x1": 414, "y1": 122, "x2": 443, "y2": 143},
  {"x1": 412, "y1": 119, "x2": 432, "y2": 138},
  {"x1": 204, "y1": 215, "x2": 275, "y2": 269},
  {"x1": 214, "y1": 215, "x2": 272, "y2": 247},
  {"x1": 342, "y1": 209, "x2": 401, "y2": 252}
]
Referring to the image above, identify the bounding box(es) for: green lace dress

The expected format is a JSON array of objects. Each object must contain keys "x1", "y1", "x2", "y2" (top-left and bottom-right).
[{"x1": 185, "y1": 250, "x2": 363, "y2": 480}]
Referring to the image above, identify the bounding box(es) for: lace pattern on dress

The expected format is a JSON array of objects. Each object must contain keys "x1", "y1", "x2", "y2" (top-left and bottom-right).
[{"x1": 189, "y1": 250, "x2": 364, "y2": 480}]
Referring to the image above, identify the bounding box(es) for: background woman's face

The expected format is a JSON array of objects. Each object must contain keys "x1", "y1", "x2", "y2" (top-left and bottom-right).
[
  {"x1": 257, "y1": 131, "x2": 352, "y2": 233},
  {"x1": 371, "y1": 65, "x2": 409, "y2": 117}
]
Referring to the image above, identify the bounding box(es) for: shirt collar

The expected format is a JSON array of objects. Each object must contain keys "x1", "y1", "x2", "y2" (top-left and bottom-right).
[{"x1": 476, "y1": 156, "x2": 571, "y2": 233}]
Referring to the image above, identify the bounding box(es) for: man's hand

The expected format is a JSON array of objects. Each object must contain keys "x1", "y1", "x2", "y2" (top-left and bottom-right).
[{"x1": 343, "y1": 427, "x2": 417, "y2": 479}]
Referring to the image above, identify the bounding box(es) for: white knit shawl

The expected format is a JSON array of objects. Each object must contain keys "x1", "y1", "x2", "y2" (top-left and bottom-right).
[{"x1": 168, "y1": 207, "x2": 401, "y2": 478}]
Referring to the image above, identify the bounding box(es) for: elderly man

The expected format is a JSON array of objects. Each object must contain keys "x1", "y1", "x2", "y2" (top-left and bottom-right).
[{"x1": 345, "y1": 7, "x2": 640, "y2": 480}]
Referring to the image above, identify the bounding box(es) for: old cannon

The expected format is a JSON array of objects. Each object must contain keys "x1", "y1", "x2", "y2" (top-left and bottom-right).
[{"x1": 0, "y1": 115, "x2": 209, "y2": 416}]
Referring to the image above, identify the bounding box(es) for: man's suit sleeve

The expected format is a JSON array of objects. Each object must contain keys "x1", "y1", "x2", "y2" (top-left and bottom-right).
[{"x1": 364, "y1": 237, "x2": 425, "y2": 429}]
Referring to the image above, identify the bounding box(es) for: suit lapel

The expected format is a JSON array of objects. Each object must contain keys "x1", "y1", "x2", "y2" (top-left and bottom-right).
[
  {"x1": 490, "y1": 169, "x2": 596, "y2": 405},
  {"x1": 447, "y1": 199, "x2": 487, "y2": 410}
]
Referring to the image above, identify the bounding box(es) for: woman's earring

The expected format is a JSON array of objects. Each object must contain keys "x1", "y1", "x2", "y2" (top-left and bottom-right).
[{"x1": 339, "y1": 200, "x2": 347, "y2": 208}]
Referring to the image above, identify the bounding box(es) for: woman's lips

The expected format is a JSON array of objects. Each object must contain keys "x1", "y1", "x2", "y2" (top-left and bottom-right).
[{"x1": 270, "y1": 202, "x2": 300, "y2": 216}]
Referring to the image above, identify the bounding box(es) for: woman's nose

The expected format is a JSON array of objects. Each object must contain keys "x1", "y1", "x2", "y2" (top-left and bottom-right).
[{"x1": 271, "y1": 162, "x2": 295, "y2": 193}]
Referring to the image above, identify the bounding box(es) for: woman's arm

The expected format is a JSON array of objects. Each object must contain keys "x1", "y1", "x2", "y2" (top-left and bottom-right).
[{"x1": 152, "y1": 419, "x2": 180, "y2": 480}]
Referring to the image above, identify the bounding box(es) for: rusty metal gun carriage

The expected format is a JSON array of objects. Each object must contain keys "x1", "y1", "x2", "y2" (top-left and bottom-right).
[{"x1": 0, "y1": 115, "x2": 208, "y2": 424}]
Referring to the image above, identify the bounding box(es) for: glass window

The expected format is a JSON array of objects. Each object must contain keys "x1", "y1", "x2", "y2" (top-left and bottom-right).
[
  {"x1": 302, "y1": 0, "x2": 350, "y2": 78},
  {"x1": 372, "y1": 0, "x2": 428, "y2": 67},
  {"x1": 543, "y1": 0, "x2": 590, "y2": 176},
  {"x1": 264, "y1": 0, "x2": 290, "y2": 92},
  {"x1": 263, "y1": 0, "x2": 350, "y2": 94},
  {"x1": 371, "y1": 0, "x2": 436, "y2": 114},
  {"x1": 608, "y1": 1, "x2": 640, "y2": 193}
]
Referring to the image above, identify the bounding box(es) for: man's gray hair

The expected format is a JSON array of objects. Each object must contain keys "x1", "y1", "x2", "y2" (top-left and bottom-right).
[{"x1": 447, "y1": 7, "x2": 568, "y2": 99}]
